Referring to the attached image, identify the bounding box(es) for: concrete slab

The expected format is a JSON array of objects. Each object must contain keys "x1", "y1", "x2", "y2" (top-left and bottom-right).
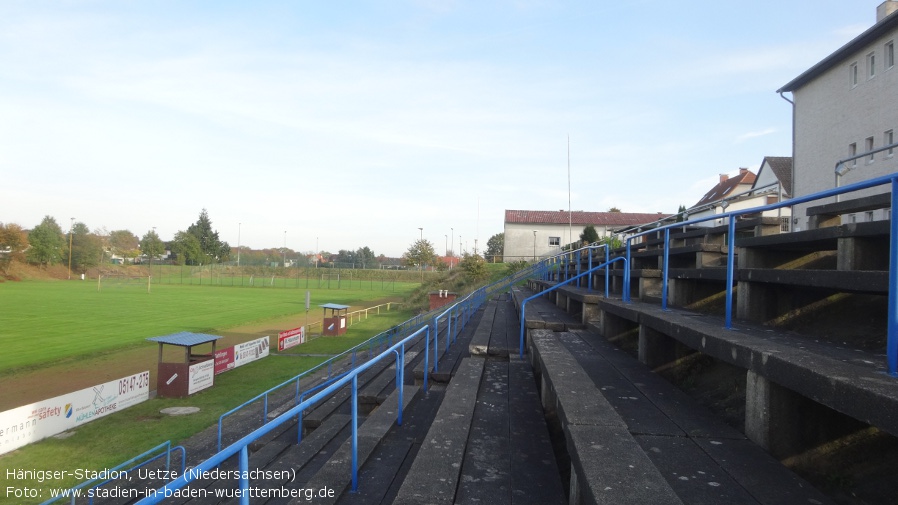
[
  {"x1": 393, "y1": 357, "x2": 486, "y2": 505},
  {"x1": 567, "y1": 425, "x2": 683, "y2": 505}
]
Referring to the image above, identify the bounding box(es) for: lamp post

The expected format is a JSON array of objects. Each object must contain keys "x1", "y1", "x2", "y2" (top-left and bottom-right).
[
  {"x1": 283, "y1": 230, "x2": 287, "y2": 267},
  {"x1": 418, "y1": 227, "x2": 423, "y2": 241},
  {"x1": 237, "y1": 223, "x2": 241, "y2": 266},
  {"x1": 68, "y1": 217, "x2": 74, "y2": 279}
]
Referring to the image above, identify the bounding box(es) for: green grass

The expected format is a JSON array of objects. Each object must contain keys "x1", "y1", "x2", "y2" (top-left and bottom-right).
[
  {"x1": 0, "y1": 286, "x2": 416, "y2": 503},
  {"x1": 0, "y1": 281, "x2": 418, "y2": 374}
]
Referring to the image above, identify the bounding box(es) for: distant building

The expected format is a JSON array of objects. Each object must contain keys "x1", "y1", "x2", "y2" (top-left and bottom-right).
[
  {"x1": 778, "y1": 1, "x2": 898, "y2": 230},
  {"x1": 503, "y1": 209, "x2": 668, "y2": 261},
  {"x1": 686, "y1": 159, "x2": 792, "y2": 229}
]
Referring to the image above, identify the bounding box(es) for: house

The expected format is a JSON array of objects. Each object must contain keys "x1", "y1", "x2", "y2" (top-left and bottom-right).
[
  {"x1": 777, "y1": 1, "x2": 898, "y2": 230},
  {"x1": 686, "y1": 159, "x2": 792, "y2": 229},
  {"x1": 503, "y1": 209, "x2": 668, "y2": 261}
]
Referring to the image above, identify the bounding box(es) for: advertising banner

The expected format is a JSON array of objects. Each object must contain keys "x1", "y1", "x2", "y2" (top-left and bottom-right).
[
  {"x1": 214, "y1": 347, "x2": 235, "y2": 375},
  {"x1": 277, "y1": 327, "x2": 305, "y2": 351},
  {"x1": 213, "y1": 337, "x2": 270, "y2": 375},
  {"x1": 188, "y1": 360, "x2": 214, "y2": 395},
  {"x1": 234, "y1": 337, "x2": 270, "y2": 367},
  {"x1": 0, "y1": 371, "x2": 150, "y2": 456}
]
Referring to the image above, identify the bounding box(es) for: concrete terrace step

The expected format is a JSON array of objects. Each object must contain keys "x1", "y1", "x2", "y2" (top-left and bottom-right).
[
  {"x1": 393, "y1": 357, "x2": 486, "y2": 504},
  {"x1": 527, "y1": 329, "x2": 683, "y2": 505},
  {"x1": 557, "y1": 329, "x2": 834, "y2": 505},
  {"x1": 295, "y1": 385, "x2": 420, "y2": 505},
  {"x1": 511, "y1": 286, "x2": 584, "y2": 331}
]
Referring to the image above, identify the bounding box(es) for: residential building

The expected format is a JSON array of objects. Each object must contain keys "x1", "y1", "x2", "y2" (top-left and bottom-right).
[
  {"x1": 686, "y1": 159, "x2": 792, "y2": 229},
  {"x1": 503, "y1": 209, "x2": 668, "y2": 261},
  {"x1": 778, "y1": 1, "x2": 898, "y2": 230}
]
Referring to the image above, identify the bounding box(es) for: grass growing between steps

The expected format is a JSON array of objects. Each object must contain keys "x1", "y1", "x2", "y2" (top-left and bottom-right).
[{"x1": 0, "y1": 309, "x2": 414, "y2": 504}]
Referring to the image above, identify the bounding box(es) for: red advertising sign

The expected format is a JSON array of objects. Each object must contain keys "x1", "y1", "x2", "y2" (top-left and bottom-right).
[
  {"x1": 278, "y1": 326, "x2": 305, "y2": 351},
  {"x1": 214, "y1": 347, "x2": 235, "y2": 375}
]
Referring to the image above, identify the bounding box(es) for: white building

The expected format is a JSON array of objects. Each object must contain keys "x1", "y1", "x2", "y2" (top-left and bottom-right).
[
  {"x1": 686, "y1": 159, "x2": 792, "y2": 228},
  {"x1": 778, "y1": 1, "x2": 898, "y2": 229},
  {"x1": 503, "y1": 209, "x2": 668, "y2": 261}
]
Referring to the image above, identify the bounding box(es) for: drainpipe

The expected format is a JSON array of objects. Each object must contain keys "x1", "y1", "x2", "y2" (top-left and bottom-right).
[{"x1": 779, "y1": 91, "x2": 795, "y2": 231}]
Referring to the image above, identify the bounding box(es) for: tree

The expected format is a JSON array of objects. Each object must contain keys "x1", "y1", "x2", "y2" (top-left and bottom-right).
[
  {"x1": 402, "y1": 239, "x2": 436, "y2": 270},
  {"x1": 459, "y1": 252, "x2": 489, "y2": 281},
  {"x1": 187, "y1": 209, "x2": 230, "y2": 263},
  {"x1": 608, "y1": 207, "x2": 622, "y2": 213},
  {"x1": 170, "y1": 231, "x2": 203, "y2": 265},
  {"x1": 356, "y1": 246, "x2": 376, "y2": 269},
  {"x1": 0, "y1": 223, "x2": 29, "y2": 274},
  {"x1": 109, "y1": 230, "x2": 140, "y2": 262},
  {"x1": 140, "y1": 229, "x2": 166, "y2": 262},
  {"x1": 485, "y1": 233, "x2": 504, "y2": 262},
  {"x1": 27, "y1": 216, "x2": 65, "y2": 268},
  {"x1": 676, "y1": 205, "x2": 687, "y2": 222},
  {"x1": 579, "y1": 225, "x2": 599, "y2": 245},
  {"x1": 68, "y1": 222, "x2": 103, "y2": 271}
]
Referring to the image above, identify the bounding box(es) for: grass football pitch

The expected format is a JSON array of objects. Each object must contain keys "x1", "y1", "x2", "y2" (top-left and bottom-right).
[{"x1": 0, "y1": 280, "x2": 418, "y2": 375}]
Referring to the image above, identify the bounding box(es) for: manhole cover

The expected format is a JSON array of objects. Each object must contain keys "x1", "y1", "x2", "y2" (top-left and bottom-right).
[{"x1": 160, "y1": 407, "x2": 200, "y2": 416}]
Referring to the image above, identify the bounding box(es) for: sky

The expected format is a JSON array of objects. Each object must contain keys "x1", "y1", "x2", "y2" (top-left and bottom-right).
[{"x1": 0, "y1": 1, "x2": 885, "y2": 257}]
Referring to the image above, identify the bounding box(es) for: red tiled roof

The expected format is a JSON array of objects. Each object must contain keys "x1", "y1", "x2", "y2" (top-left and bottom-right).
[
  {"x1": 504, "y1": 210, "x2": 670, "y2": 226},
  {"x1": 693, "y1": 170, "x2": 757, "y2": 208}
]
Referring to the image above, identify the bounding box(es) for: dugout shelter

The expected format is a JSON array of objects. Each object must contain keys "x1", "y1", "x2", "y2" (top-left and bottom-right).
[
  {"x1": 320, "y1": 303, "x2": 350, "y2": 336},
  {"x1": 147, "y1": 332, "x2": 221, "y2": 398}
]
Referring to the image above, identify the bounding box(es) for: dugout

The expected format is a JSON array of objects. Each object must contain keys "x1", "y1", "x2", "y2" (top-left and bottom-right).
[
  {"x1": 321, "y1": 303, "x2": 350, "y2": 336},
  {"x1": 147, "y1": 332, "x2": 221, "y2": 398}
]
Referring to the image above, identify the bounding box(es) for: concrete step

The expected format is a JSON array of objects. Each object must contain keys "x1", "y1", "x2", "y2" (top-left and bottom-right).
[
  {"x1": 295, "y1": 385, "x2": 420, "y2": 505},
  {"x1": 393, "y1": 357, "x2": 486, "y2": 504}
]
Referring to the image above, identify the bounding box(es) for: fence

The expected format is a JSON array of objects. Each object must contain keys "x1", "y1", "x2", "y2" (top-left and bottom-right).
[{"x1": 139, "y1": 264, "x2": 436, "y2": 290}]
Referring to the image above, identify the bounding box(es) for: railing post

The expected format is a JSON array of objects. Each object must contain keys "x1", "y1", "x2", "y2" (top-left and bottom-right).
[
  {"x1": 726, "y1": 217, "x2": 736, "y2": 329},
  {"x1": 662, "y1": 228, "x2": 670, "y2": 310},
  {"x1": 624, "y1": 239, "x2": 632, "y2": 302},
  {"x1": 351, "y1": 375, "x2": 359, "y2": 492},
  {"x1": 888, "y1": 178, "x2": 898, "y2": 375},
  {"x1": 239, "y1": 446, "x2": 249, "y2": 505},
  {"x1": 423, "y1": 326, "x2": 430, "y2": 392}
]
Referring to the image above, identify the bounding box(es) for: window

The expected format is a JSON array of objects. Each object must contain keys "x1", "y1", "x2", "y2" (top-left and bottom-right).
[
  {"x1": 886, "y1": 129, "x2": 895, "y2": 157},
  {"x1": 887, "y1": 41, "x2": 895, "y2": 70},
  {"x1": 866, "y1": 211, "x2": 875, "y2": 222},
  {"x1": 866, "y1": 136, "x2": 875, "y2": 163},
  {"x1": 548, "y1": 236, "x2": 560, "y2": 247},
  {"x1": 850, "y1": 62, "x2": 859, "y2": 87},
  {"x1": 867, "y1": 52, "x2": 876, "y2": 79},
  {"x1": 849, "y1": 142, "x2": 857, "y2": 167}
]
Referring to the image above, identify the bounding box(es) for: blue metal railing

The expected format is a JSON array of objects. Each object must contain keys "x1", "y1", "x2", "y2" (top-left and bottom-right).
[
  {"x1": 136, "y1": 325, "x2": 432, "y2": 505},
  {"x1": 518, "y1": 257, "x2": 628, "y2": 357},
  {"x1": 576, "y1": 173, "x2": 898, "y2": 376},
  {"x1": 40, "y1": 441, "x2": 186, "y2": 505}
]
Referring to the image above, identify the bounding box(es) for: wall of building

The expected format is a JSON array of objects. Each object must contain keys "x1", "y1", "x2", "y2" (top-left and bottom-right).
[{"x1": 791, "y1": 25, "x2": 898, "y2": 230}]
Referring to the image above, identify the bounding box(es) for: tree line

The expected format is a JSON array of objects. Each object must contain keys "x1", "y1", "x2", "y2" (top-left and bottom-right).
[{"x1": 0, "y1": 209, "x2": 229, "y2": 274}]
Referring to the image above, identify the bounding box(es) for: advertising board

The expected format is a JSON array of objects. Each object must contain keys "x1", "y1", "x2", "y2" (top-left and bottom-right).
[
  {"x1": 213, "y1": 336, "x2": 270, "y2": 375},
  {"x1": 188, "y1": 360, "x2": 214, "y2": 395},
  {"x1": 0, "y1": 372, "x2": 150, "y2": 455},
  {"x1": 277, "y1": 326, "x2": 305, "y2": 351}
]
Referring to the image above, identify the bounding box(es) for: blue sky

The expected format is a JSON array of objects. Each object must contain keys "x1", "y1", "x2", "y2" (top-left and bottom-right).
[{"x1": 0, "y1": 1, "x2": 883, "y2": 257}]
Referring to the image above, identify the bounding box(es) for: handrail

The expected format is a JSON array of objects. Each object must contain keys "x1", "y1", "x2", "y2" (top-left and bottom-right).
[
  {"x1": 577, "y1": 172, "x2": 898, "y2": 376},
  {"x1": 137, "y1": 326, "x2": 430, "y2": 504},
  {"x1": 40, "y1": 441, "x2": 186, "y2": 505},
  {"x1": 216, "y1": 302, "x2": 439, "y2": 450},
  {"x1": 518, "y1": 257, "x2": 629, "y2": 358}
]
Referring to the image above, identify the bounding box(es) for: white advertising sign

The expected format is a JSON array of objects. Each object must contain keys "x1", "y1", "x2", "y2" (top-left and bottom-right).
[
  {"x1": 234, "y1": 336, "x2": 270, "y2": 367},
  {"x1": 0, "y1": 371, "x2": 150, "y2": 456},
  {"x1": 188, "y1": 360, "x2": 214, "y2": 395}
]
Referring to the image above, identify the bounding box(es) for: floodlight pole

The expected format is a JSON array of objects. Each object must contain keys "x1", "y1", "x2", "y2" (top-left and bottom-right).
[{"x1": 68, "y1": 217, "x2": 74, "y2": 280}]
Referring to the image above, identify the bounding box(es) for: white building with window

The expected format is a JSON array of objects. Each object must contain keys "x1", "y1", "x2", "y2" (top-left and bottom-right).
[
  {"x1": 778, "y1": 1, "x2": 898, "y2": 229},
  {"x1": 503, "y1": 209, "x2": 669, "y2": 262}
]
